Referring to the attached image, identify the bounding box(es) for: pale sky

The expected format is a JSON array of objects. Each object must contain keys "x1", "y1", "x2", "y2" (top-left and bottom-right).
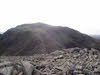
[{"x1": 0, "y1": 0, "x2": 100, "y2": 35}]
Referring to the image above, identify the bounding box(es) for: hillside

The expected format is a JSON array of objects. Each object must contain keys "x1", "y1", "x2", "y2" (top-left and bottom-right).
[
  {"x1": 0, "y1": 34, "x2": 1, "y2": 37},
  {"x1": 0, "y1": 22, "x2": 100, "y2": 55},
  {"x1": 90, "y1": 35, "x2": 100, "y2": 40}
]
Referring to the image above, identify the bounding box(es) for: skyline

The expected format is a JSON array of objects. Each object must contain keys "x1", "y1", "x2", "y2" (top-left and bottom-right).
[
  {"x1": 0, "y1": 0, "x2": 100, "y2": 35},
  {"x1": 0, "y1": 22, "x2": 99, "y2": 35}
]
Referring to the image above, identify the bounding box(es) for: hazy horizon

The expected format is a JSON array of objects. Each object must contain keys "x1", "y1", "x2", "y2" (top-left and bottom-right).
[{"x1": 0, "y1": 0, "x2": 100, "y2": 35}]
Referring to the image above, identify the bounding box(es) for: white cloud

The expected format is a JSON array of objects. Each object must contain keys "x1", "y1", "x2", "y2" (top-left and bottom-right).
[{"x1": 0, "y1": 0, "x2": 100, "y2": 34}]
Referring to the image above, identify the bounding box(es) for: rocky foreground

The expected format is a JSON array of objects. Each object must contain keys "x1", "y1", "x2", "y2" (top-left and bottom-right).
[{"x1": 0, "y1": 48, "x2": 100, "y2": 75}]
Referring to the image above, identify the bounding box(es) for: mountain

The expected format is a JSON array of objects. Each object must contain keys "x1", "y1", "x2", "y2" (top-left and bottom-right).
[
  {"x1": 90, "y1": 35, "x2": 100, "y2": 40},
  {"x1": 0, "y1": 34, "x2": 2, "y2": 39},
  {"x1": 0, "y1": 34, "x2": 1, "y2": 37},
  {"x1": 0, "y1": 22, "x2": 100, "y2": 55}
]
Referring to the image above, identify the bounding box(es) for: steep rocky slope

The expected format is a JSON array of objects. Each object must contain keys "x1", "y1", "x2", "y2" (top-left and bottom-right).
[{"x1": 0, "y1": 23, "x2": 100, "y2": 55}]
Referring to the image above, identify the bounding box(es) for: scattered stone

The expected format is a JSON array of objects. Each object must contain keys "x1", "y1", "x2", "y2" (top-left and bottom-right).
[{"x1": 0, "y1": 48, "x2": 100, "y2": 75}]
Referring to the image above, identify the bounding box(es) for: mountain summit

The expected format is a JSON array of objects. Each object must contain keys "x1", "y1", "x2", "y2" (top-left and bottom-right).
[{"x1": 0, "y1": 23, "x2": 100, "y2": 55}]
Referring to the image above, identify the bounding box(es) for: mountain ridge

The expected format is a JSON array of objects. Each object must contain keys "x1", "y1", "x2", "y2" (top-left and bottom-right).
[{"x1": 0, "y1": 23, "x2": 100, "y2": 55}]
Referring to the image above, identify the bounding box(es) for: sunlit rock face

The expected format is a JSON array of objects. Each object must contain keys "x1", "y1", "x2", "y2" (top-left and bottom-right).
[{"x1": 0, "y1": 22, "x2": 100, "y2": 55}]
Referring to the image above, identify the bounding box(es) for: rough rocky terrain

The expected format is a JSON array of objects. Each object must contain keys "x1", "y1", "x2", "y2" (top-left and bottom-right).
[{"x1": 0, "y1": 48, "x2": 100, "y2": 75}]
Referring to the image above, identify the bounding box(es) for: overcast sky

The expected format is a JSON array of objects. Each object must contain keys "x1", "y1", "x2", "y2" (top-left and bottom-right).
[{"x1": 0, "y1": 0, "x2": 100, "y2": 35}]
